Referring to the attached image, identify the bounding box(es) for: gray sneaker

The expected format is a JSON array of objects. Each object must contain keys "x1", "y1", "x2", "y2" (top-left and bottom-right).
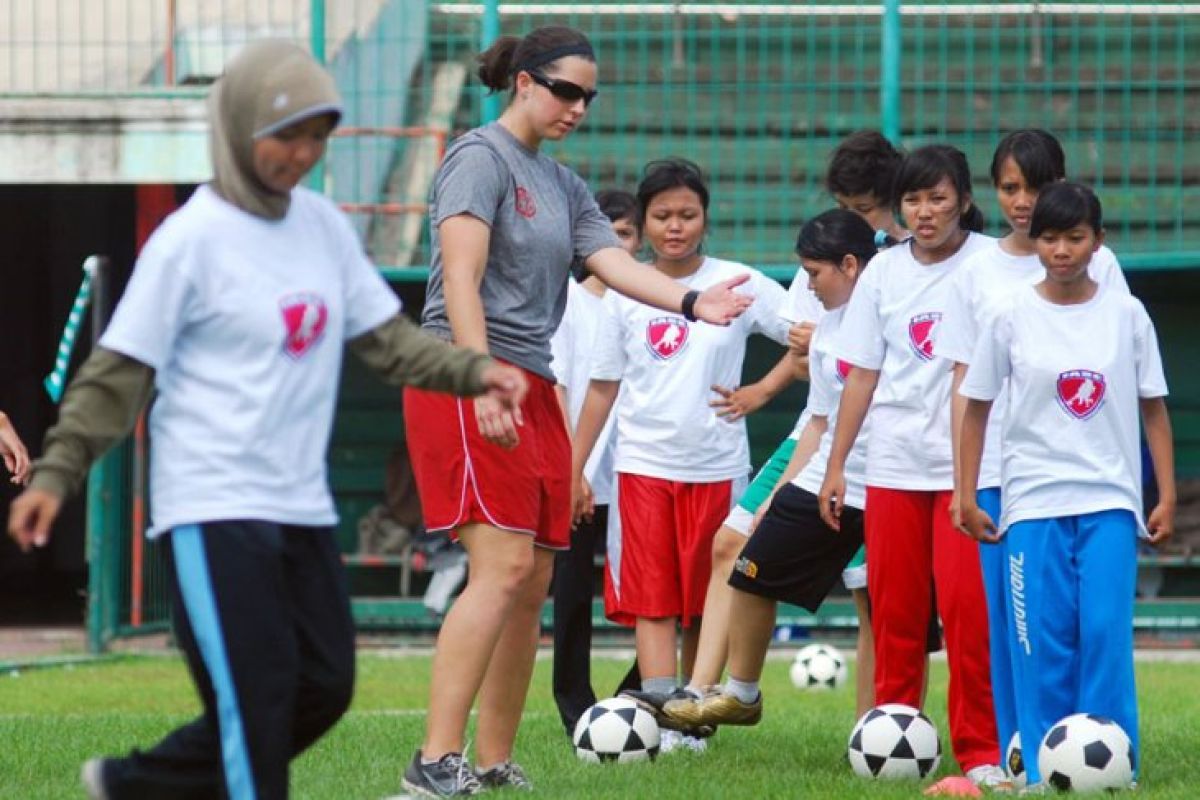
[
  {"x1": 401, "y1": 751, "x2": 483, "y2": 797},
  {"x1": 475, "y1": 761, "x2": 532, "y2": 790},
  {"x1": 80, "y1": 759, "x2": 111, "y2": 800}
]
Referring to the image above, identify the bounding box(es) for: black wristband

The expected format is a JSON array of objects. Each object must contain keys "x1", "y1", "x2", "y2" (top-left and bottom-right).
[{"x1": 681, "y1": 289, "x2": 700, "y2": 322}]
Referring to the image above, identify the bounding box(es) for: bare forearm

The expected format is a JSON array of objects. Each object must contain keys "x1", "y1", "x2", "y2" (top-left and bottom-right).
[
  {"x1": 950, "y1": 364, "x2": 969, "y2": 493},
  {"x1": 572, "y1": 380, "x2": 619, "y2": 475},
  {"x1": 586, "y1": 247, "x2": 686, "y2": 313},
  {"x1": 827, "y1": 368, "x2": 877, "y2": 473},
  {"x1": 775, "y1": 417, "x2": 827, "y2": 490},
  {"x1": 443, "y1": 271, "x2": 490, "y2": 354},
  {"x1": 959, "y1": 399, "x2": 993, "y2": 501},
  {"x1": 1142, "y1": 397, "x2": 1177, "y2": 505},
  {"x1": 755, "y1": 352, "x2": 799, "y2": 400}
]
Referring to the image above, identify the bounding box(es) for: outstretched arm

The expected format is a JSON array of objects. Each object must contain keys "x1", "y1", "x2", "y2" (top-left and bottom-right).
[{"x1": 585, "y1": 247, "x2": 753, "y2": 326}]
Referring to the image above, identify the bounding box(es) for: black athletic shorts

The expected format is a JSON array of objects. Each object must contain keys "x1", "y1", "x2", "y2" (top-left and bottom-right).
[{"x1": 727, "y1": 484, "x2": 864, "y2": 612}]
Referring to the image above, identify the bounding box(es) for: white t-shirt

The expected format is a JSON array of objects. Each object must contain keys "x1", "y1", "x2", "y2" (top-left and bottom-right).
[
  {"x1": 101, "y1": 185, "x2": 400, "y2": 537},
  {"x1": 960, "y1": 284, "x2": 1167, "y2": 534},
  {"x1": 591, "y1": 257, "x2": 791, "y2": 482},
  {"x1": 793, "y1": 304, "x2": 869, "y2": 509},
  {"x1": 937, "y1": 242, "x2": 1128, "y2": 488},
  {"x1": 833, "y1": 232, "x2": 994, "y2": 490},
  {"x1": 550, "y1": 280, "x2": 618, "y2": 504},
  {"x1": 784, "y1": 268, "x2": 825, "y2": 439}
]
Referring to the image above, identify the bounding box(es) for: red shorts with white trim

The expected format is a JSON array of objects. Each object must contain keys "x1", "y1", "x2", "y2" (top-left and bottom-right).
[
  {"x1": 403, "y1": 367, "x2": 570, "y2": 550},
  {"x1": 604, "y1": 473, "x2": 734, "y2": 627}
]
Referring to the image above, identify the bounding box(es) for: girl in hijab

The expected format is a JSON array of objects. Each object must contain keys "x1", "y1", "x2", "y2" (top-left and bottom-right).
[{"x1": 8, "y1": 40, "x2": 527, "y2": 800}]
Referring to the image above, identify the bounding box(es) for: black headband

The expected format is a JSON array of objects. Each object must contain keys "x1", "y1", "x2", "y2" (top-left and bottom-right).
[{"x1": 512, "y1": 43, "x2": 595, "y2": 75}]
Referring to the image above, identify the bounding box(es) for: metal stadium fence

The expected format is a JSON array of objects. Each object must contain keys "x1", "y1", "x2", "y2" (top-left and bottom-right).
[{"x1": 3, "y1": 1, "x2": 1197, "y2": 270}]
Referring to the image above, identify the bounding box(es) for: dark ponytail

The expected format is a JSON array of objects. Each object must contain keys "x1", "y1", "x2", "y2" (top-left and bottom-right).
[
  {"x1": 893, "y1": 144, "x2": 984, "y2": 232},
  {"x1": 477, "y1": 36, "x2": 521, "y2": 92},
  {"x1": 476, "y1": 26, "x2": 595, "y2": 95}
]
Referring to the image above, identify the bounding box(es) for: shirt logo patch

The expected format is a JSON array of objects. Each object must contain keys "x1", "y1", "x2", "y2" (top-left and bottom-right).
[
  {"x1": 835, "y1": 358, "x2": 852, "y2": 384},
  {"x1": 645, "y1": 316, "x2": 690, "y2": 361},
  {"x1": 280, "y1": 293, "x2": 329, "y2": 359},
  {"x1": 1057, "y1": 369, "x2": 1106, "y2": 420},
  {"x1": 514, "y1": 186, "x2": 537, "y2": 218},
  {"x1": 908, "y1": 312, "x2": 942, "y2": 361}
]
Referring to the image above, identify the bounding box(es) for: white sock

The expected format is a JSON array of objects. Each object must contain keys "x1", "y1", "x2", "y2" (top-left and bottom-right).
[
  {"x1": 683, "y1": 684, "x2": 703, "y2": 699},
  {"x1": 641, "y1": 677, "x2": 676, "y2": 695},
  {"x1": 723, "y1": 677, "x2": 759, "y2": 704}
]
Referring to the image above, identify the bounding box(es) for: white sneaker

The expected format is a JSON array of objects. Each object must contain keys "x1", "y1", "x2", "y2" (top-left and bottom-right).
[
  {"x1": 659, "y1": 729, "x2": 684, "y2": 754},
  {"x1": 967, "y1": 763, "x2": 1014, "y2": 792},
  {"x1": 659, "y1": 729, "x2": 707, "y2": 755}
]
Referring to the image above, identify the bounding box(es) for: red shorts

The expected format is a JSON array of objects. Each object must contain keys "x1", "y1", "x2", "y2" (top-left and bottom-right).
[
  {"x1": 403, "y1": 367, "x2": 570, "y2": 550},
  {"x1": 604, "y1": 473, "x2": 734, "y2": 627}
]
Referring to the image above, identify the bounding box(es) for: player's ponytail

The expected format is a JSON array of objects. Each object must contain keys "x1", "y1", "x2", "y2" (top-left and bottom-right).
[
  {"x1": 477, "y1": 36, "x2": 522, "y2": 91},
  {"x1": 477, "y1": 26, "x2": 595, "y2": 95}
]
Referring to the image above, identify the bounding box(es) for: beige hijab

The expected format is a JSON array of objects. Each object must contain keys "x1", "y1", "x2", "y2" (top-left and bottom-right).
[{"x1": 208, "y1": 40, "x2": 343, "y2": 220}]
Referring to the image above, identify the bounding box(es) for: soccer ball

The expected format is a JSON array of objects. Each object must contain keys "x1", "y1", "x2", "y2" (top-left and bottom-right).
[
  {"x1": 847, "y1": 703, "x2": 942, "y2": 780},
  {"x1": 789, "y1": 643, "x2": 848, "y2": 690},
  {"x1": 572, "y1": 698, "x2": 660, "y2": 764},
  {"x1": 1037, "y1": 713, "x2": 1135, "y2": 792},
  {"x1": 1005, "y1": 732, "x2": 1027, "y2": 789}
]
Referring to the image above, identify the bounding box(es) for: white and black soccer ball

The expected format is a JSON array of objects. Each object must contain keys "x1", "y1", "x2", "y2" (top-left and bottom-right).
[
  {"x1": 1038, "y1": 713, "x2": 1135, "y2": 793},
  {"x1": 847, "y1": 703, "x2": 942, "y2": 780},
  {"x1": 1005, "y1": 732, "x2": 1028, "y2": 789},
  {"x1": 572, "y1": 697, "x2": 660, "y2": 764},
  {"x1": 790, "y1": 643, "x2": 848, "y2": 690}
]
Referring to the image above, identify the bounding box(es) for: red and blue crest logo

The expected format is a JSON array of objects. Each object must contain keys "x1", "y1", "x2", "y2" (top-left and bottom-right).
[
  {"x1": 1057, "y1": 370, "x2": 1106, "y2": 420},
  {"x1": 645, "y1": 316, "x2": 689, "y2": 361},
  {"x1": 908, "y1": 312, "x2": 942, "y2": 361},
  {"x1": 835, "y1": 358, "x2": 852, "y2": 384},
  {"x1": 279, "y1": 293, "x2": 328, "y2": 359}
]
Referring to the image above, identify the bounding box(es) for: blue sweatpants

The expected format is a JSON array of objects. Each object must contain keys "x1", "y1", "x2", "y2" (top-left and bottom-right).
[
  {"x1": 1005, "y1": 509, "x2": 1139, "y2": 786},
  {"x1": 976, "y1": 487, "x2": 1016, "y2": 762}
]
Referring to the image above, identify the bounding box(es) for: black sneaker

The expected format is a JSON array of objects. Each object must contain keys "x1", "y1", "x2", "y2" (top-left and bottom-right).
[
  {"x1": 475, "y1": 761, "x2": 532, "y2": 790},
  {"x1": 618, "y1": 689, "x2": 716, "y2": 738},
  {"x1": 401, "y1": 750, "x2": 483, "y2": 797}
]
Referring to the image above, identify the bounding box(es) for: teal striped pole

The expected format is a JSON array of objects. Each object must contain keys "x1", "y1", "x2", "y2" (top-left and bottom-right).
[
  {"x1": 881, "y1": 0, "x2": 902, "y2": 144},
  {"x1": 481, "y1": 0, "x2": 501, "y2": 123},
  {"x1": 308, "y1": 0, "x2": 328, "y2": 191},
  {"x1": 44, "y1": 255, "x2": 99, "y2": 403}
]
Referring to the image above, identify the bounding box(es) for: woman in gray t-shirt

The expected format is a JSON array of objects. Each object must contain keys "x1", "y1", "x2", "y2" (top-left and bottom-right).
[{"x1": 402, "y1": 24, "x2": 754, "y2": 797}]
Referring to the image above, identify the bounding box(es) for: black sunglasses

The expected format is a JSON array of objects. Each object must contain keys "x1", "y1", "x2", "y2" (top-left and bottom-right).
[{"x1": 526, "y1": 71, "x2": 598, "y2": 107}]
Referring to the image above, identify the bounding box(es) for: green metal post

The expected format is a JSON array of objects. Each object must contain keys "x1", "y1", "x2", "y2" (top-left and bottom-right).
[
  {"x1": 481, "y1": 0, "x2": 501, "y2": 123},
  {"x1": 308, "y1": 0, "x2": 328, "y2": 191},
  {"x1": 881, "y1": 0, "x2": 902, "y2": 144}
]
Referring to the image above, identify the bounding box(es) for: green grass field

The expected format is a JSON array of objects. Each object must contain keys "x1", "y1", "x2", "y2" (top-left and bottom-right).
[{"x1": 2, "y1": 652, "x2": 1199, "y2": 799}]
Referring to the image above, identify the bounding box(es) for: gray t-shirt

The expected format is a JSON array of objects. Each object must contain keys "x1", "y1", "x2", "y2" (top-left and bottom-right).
[{"x1": 422, "y1": 123, "x2": 620, "y2": 380}]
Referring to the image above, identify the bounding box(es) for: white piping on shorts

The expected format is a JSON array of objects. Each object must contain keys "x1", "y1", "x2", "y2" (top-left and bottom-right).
[{"x1": 424, "y1": 398, "x2": 540, "y2": 539}]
